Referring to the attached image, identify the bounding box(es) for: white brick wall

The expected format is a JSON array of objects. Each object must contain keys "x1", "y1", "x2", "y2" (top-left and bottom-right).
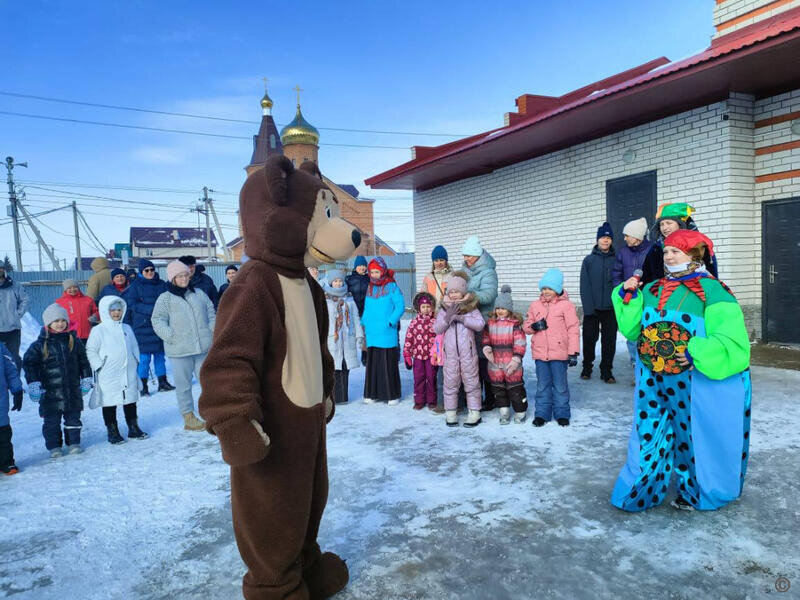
[
  {"x1": 713, "y1": 0, "x2": 800, "y2": 38},
  {"x1": 413, "y1": 94, "x2": 768, "y2": 337}
]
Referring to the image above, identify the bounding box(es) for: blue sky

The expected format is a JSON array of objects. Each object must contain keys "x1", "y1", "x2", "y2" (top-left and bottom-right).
[{"x1": 1, "y1": 0, "x2": 713, "y2": 269}]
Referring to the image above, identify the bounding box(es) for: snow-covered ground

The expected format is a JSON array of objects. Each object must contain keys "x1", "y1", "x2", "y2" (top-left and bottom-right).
[{"x1": 2, "y1": 318, "x2": 799, "y2": 599}]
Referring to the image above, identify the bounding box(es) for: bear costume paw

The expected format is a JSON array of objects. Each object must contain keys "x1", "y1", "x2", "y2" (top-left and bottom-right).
[
  {"x1": 213, "y1": 417, "x2": 270, "y2": 467},
  {"x1": 303, "y1": 552, "x2": 349, "y2": 600}
]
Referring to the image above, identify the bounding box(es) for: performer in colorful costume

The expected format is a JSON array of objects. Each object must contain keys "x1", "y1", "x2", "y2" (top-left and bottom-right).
[{"x1": 611, "y1": 230, "x2": 751, "y2": 512}]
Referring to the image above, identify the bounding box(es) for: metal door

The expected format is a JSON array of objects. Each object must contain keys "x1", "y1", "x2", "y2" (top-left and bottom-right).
[
  {"x1": 606, "y1": 171, "x2": 657, "y2": 249},
  {"x1": 763, "y1": 199, "x2": 800, "y2": 344}
]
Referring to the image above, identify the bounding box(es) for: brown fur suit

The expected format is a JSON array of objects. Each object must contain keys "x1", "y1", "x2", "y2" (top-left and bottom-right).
[{"x1": 199, "y1": 155, "x2": 360, "y2": 599}]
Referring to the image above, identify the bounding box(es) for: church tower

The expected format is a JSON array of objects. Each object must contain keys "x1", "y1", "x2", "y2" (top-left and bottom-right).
[
  {"x1": 246, "y1": 80, "x2": 283, "y2": 175},
  {"x1": 280, "y1": 86, "x2": 319, "y2": 166}
]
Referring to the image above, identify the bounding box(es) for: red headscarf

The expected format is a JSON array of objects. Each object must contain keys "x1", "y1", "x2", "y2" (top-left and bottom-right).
[
  {"x1": 367, "y1": 257, "x2": 396, "y2": 297},
  {"x1": 663, "y1": 230, "x2": 714, "y2": 258}
]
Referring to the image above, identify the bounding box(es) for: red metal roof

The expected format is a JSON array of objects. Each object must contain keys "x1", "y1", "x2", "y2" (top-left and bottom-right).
[{"x1": 366, "y1": 7, "x2": 800, "y2": 191}]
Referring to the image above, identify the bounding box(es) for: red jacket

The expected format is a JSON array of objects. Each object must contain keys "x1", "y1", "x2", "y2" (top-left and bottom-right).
[
  {"x1": 481, "y1": 315, "x2": 526, "y2": 384},
  {"x1": 403, "y1": 314, "x2": 436, "y2": 362},
  {"x1": 56, "y1": 291, "x2": 99, "y2": 340}
]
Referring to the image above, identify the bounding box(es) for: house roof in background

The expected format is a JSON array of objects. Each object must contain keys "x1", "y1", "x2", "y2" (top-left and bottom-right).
[
  {"x1": 336, "y1": 184, "x2": 360, "y2": 198},
  {"x1": 365, "y1": 7, "x2": 800, "y2": 191},
  {"x1": 130, "y1": 227, "x2": 218, "y2": 247}
]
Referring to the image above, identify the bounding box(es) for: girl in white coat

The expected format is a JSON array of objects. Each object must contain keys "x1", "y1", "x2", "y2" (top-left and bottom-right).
[
  {"x1": 323, "y1": 270, "x2": 364, "y2": 405},
  {"x1": 86, "y1": 296, "x2": 148, "y2": 444}
]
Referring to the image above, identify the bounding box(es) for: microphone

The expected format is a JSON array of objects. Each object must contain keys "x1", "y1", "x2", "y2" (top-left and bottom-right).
[{"x1": 623, "y1": 269, "x2": 643, "y2": 305}]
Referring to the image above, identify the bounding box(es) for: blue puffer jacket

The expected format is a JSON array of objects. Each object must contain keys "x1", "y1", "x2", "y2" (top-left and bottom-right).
[
  {"x1": 464, "y1": 251, "x2": 498, "y2": 319},
  {"x1": 97, "y1": 283, "x2": 133, "y2": 325},
  {"x1": 362, "y1": 282, "x2": 405, "y2": 349},
  {"x1": 611, "y1": 240, "x2": 653, "y2": 287},
  {"x1": 127, "y1": 275, "x2": 168, "y2": 354},
  {"x1": 1, "y1": 342, "x2": 23, "y2": 427}
]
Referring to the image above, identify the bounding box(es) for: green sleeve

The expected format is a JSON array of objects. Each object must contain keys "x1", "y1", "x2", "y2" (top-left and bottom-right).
[
  {"x1": 687, "y1": 301, "x2": 750, "y2": 380},
  {"x1": 611, "y1": 282, "x2": 643, "y2": 342}
]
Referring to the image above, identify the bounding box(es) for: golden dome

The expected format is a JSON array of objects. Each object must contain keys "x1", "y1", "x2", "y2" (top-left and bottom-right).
[
  {"x1": 260, "y1": 91, "x2": 273, "y2": 110},
  {"x1": 280, "y1": 105, "x2": 319, "y2": 146}
]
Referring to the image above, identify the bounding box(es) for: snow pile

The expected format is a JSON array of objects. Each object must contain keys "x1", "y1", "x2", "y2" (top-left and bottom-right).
[{"x1": 1, "y1": 319, "x2": 798, "y2": 599}]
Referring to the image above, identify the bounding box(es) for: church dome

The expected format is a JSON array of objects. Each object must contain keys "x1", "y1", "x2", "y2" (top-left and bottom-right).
[{"x1": 280, "y1": 105, "x2": 319, "y2": 146}]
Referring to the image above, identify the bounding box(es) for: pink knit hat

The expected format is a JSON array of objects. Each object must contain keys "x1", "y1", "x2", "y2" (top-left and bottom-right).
[
  {"x1": 447, "y1": 271, "x2": 468, "y2": 293},
  {"x1": 166, "y1": 260, "x2": 190, "y2": 282}
]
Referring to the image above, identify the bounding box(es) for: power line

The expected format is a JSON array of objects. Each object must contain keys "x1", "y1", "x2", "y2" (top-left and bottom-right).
[
  {"x1": 0, "y1": 111, "x2": 411, "y2": 149},
  {"x1": 0, "y1": 90, "x2": 467, "y2": 137},
  {"x1": 16, "y1": 179, "x2": 239, "y2": 196}
]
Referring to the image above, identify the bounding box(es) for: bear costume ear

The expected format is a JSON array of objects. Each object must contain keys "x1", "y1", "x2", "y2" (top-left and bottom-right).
[
  {"x1": 298, "y1": 160, "x2": 323, "y2": 181},
  {"x1": 264, "y1": 155, "x2": 294, "y2": 206}
]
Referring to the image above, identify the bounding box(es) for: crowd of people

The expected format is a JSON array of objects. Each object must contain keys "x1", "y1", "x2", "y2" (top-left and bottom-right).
[
  {"x1": 0, "y1": 202, "x2": 753, "y2": 512},
  {"x1": 0, "y1": 255, "x2": 237, "y2": 473}
]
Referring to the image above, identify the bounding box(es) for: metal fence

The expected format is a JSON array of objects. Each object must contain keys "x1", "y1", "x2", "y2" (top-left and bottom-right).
[{"x1": 13, "y1": 254, "x2": 417, "y2": 322}]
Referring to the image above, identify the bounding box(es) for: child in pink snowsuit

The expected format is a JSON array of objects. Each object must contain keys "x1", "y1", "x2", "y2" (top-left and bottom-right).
[
  {"x1": 433, "y1": 271, "x2": 485, "y2": 428},
  {"x1": 403, "y1": 292, "x2": 438, "y2": 411}
]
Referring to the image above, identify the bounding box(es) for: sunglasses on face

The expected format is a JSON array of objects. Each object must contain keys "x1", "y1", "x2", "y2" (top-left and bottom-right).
[{"x1": 143, "y1": 268, "x2": 155, "y2": 273}]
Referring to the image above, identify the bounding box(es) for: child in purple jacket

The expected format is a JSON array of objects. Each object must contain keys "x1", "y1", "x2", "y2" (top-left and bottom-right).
[
  {"x1": 403, "y1": 292, "x2": 438, "y2": 411},
  {"x1": 434, "y1": 271, "x2": 485, "y2": 428}
]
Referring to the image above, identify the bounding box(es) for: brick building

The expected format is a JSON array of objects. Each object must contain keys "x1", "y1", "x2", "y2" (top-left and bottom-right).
[
  {"x1": 366, "y1": 1, "x2": 800, "y2": 345},
  {"x1": 130, "y1": 227, "x2": 218, "y2": 261},
  {"x1": 236, "y1": 84, "x2": 395, "y2": 260}
]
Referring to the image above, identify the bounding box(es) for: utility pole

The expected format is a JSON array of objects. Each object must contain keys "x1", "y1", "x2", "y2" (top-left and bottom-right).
[
  {"x1": 16, "y1": 200, "x2": 61, "y2": 270},
  {"x1": 203, "y1": 187, "x2": 212, "y2": 261},
  {"x1": 72, "y1": 201, "x2": 82, "y2": 270},
  {"x1": 37, "y1": 240, "x2": 42, "y2": 271},
  {"x1": 4, "y1": 157, "x2": 27, "y2": 272},
  {"x1": 208, "y1": 194, "x2": 228, "y2": 261}
]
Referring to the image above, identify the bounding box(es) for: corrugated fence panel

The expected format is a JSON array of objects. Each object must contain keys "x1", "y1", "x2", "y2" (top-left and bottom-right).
[{"x1": 319, "y1": 253, "x2": 417, "y2": 308}]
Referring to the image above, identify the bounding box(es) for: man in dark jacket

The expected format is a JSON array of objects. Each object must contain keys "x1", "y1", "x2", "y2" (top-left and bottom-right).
[
  {"x1": 0, "y1": 266, "x2": 28, "y2": 369},
  {"x1": 346, "y1": 255, "x2": 369, "y2": 317},
  {"x1": 127, "y1": 259, "x2": 174, "y2": 395},
  {"x1": 179, "y1": 255, "x2": 219, "y2": 309},
  {"x1": 579, "y1": 222, "x2": 618, "y2": 383}
]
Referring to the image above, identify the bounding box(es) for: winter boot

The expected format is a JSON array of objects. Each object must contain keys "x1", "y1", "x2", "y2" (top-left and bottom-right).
[
  {"x1": 363, "y1": 398, "x2": 375, "y2": 405},
  {"x1": 157, "y1": 375, "x2": 176, "y2": 392},
  {"x1": 445, "y1": 410, "x2": 459, "y2": 427},
  {"x1": 67, "y1": 445, "x2": 83, "y2": 455},
  {"x1": 670, "y1": 496, "x2": 695, "y2": 511},
  {"x1": 388, "y1": 399, "x2": 399, "y2": 406},
  {"x1": 557, "y1": 418, "x2": 570, "y2": 427},
  {"x1": 463, "y1": 410, "x2": 482, "y2": 428},
  {"x1": 601, "y1": 372, "x2": 617, "y2": 384},
  {"x1": 183, "y1": 412, "x2": 205, "y2": 431},
  {"x1": 107, "y1": 423, "x2": 126, "y2": 445},
  {"x1": 532, "y1": 416, "x2": 546, "y2": 427},
  {"x1": 580, "y1": 366, "x2": 592, "y2": 380},
  {"x1": 0, "y1": 425, "x2": 15, "y2": 474},
  {"x1": 126, "y1": 419, "x2": 149, "y2": 440},
  {"x1": 513, "y1": 411, "x2": 527, "y2": 424},
  {"x1": 140, "y1": 378, "x2": 150, "y2": 397},
  {"x1": 49, "y1": 448, "x2": 63, "y2": 459},
  {"x1": 0, "y1": 464, "x2": 19, "y2": 475},
  {"x1": 498, "y1": 407, "x2": 511, "y2": 425},
  {"x1": 429, "y1": 404, "x2": 445, "y2": 414}
]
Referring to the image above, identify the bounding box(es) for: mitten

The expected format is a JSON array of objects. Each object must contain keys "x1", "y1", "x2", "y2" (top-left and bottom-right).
[
  {"x1": 28, "y1": 382, "x2": 42, "y2": 402},
  {"x1": 568, "y1": 354, "x2": 578, "y2": 367},
  {"x1": 12, "y1": 391, "x2": 23, "y2": 411},
  {"x1": 404, "y1": 358, "x2": 413, "y2": 370},
  {"x1": 213, "y1": 417, "x2": 271, "y2": 467},
  {"x1": 506, "y1": 356, "x2": 521, "y2": 375},
  {"x1": 482, "y1": 347, "x2": 494, "y2": 363},
  {"x1": 80, "y1": 377, "x2": 94, "y2": 394}
]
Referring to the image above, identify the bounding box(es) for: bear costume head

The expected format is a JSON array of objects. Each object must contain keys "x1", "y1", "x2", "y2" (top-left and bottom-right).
[{"x1": 240, "y1": 155, "x2": 361, "y2": 276}]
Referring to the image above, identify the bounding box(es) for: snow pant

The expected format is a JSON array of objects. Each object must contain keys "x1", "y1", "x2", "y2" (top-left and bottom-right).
[
  {"x1": 102, "y1": 403, "x2": 137, "y2": 426},
  {"x1": 436, "y1": 367, "x2": 444, "y2": 407},
  {"x1": 443, "y1": 354, "x2": 481, "y2": 412},
  {"x1": 582, "y1": 309, "x2": 617, "y2": 377},
  {"x1": 492, "y1": 383, "x2": 528, "y2": 414},
  {"x1": 412, "y1": 358, "x2": 437, "y2": 407},
  {"x1": 41, "y1": 409, "x2": 82, "y2": 450},
  {"x1": 0, "y1": 388, "x2": 8, "y2": 428},
  {"x1": 626, "y1": 340, "x2": 637, "y2": 367},
  {"x1": 170, "y1": 352, "x2": 206, "y2": 415},
  {"x1": 332, "y1": 368, "x2": 349, "y2": 405},
  {"x1": 0, "y1": 424, "x2": 14, "y2": 469},
  {"x1": 534, "y1": 360, "x2": 570, "y2": 421},
  {"x1": 0, "y1": 329, "x2": 21, "y2": 370},
  {"x1": 230, "y1": 401, "x2": 344, "y2": 600},
  {"x1": 611, "y1": 362, "x2": 752, "y2": 512},
  {"x1": 137, "y1": 351, "x2": 167, "y2": 379}
]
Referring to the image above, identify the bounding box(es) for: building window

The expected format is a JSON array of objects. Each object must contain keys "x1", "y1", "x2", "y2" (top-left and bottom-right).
[
  {"x1": 303, "y1": 157, "x2": 308, "y2": 162},
  {"x1": 146, "y1": 249, "x2": 154, "y2": 257},
  {"x1": 269, "y1": 134, "x2": 276, "y2": 149}
]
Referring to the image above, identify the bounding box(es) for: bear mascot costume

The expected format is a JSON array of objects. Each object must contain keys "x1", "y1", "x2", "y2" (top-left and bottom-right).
[{"x1": 199, "y1": 155, "x2": 360, "y2": 599}]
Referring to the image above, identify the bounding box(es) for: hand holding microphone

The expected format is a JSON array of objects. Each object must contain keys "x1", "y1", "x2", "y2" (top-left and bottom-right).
[{"x1": 622, "y1": 269, "x2": 643, "y2": 305}]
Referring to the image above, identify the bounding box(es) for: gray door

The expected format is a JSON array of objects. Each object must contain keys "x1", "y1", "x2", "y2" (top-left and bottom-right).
[
  {"x1": 606, "y1": 171, "x2": 657, "y2": 249},
  {"x1": 763, "y1": 199, "x2": 800, "y2": 344}
]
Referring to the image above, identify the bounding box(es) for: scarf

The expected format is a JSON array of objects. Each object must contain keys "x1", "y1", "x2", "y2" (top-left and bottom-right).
[
  {"x1": 167, "y1": 282, "x2": 192, "y2": 298},
  {"x1": 650, "y1": 263, "x2": 721, "y2": 311},
  {"x1": 328, "y1": 295, "x2": 351, "y2": 342},
  {"x1": 367, "y1": 257, "x2": 396, "y2": 298}
]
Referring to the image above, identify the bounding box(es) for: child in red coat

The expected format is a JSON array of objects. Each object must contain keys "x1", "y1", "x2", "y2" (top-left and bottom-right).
[
  {"x1": 481, "y1": 285, "x2": 528, "y2": 425},
  {"x1": 404, "y1": 292, "x2": 438, "y2": 410}
]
